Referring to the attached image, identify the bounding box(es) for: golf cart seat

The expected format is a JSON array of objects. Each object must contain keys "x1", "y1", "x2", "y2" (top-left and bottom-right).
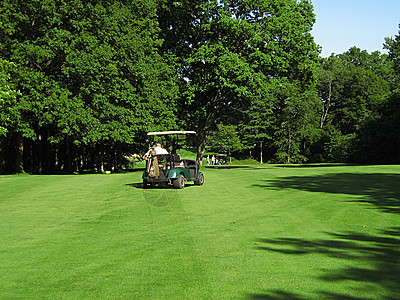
[{"x1": 152, "y1": 153, "x2": 182, "y2": 169}]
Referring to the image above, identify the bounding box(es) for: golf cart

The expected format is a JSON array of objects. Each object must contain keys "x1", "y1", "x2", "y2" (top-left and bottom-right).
[
  {"x1": 215, "y1": 154, "x2": 229, "y2": 165},
  {"x1": 142, "y1": 131, "x2": 204, "y2": 189}
]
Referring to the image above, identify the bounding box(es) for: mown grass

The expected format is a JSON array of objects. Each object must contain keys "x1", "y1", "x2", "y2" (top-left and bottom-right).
[{"x1": 1, "y1": 164, "x2": 400, "y2": 299}]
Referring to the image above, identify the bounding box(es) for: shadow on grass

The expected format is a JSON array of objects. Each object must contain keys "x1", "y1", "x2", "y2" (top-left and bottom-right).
[
  {"x1": 250, "y1": 228, "x2": 400, "y2": 299},
  {"x1": 252, "y1": 173, "x2": 400, "y2": 214},
  {"x1": 275, "y1": 163, "x2": 360, "y2": 168},
  {"x1": 120, "y1": 168, "x2": 146, "y2": 173},
  {"x1": 125, "y1": 182, "x2": 196, "y2": 190},
  {"x1": 125, "y1": 183, "x2": 144, "y2": 189},
  {"x1": 124, "y1": 183, "x2": 180, "y2": 207}
]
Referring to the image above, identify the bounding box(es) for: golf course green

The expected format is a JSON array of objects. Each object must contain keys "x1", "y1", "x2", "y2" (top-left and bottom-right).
[{"x1": 1, "y1": 164, "x2": 399, "y2": 299}]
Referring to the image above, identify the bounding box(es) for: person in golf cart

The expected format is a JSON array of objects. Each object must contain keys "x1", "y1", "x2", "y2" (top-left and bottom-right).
[{"x1": 143, "y1": 142, "x2": 168, "y2": 159}]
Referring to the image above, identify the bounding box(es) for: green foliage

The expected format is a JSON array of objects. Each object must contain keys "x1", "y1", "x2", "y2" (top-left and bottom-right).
[
  {"x1": 324, "y1": 131, "x2": 355, "y2": 162},
  {"x1": 385, "y1": 25, "x2": 400, "y2": 85},
  {"x1": 0, "y1": 0, "x2": 178, "y2": 173},
  {"x1": 333, "y1": 49, "x2": 392, "y2": 134},
  {"x1": 273, "y1": 83, "x2": 321, "y2": 163},
  {"x1": 353, "y1": 89, "x2": 400, "y2": 164},
  {"x1": 316, "y1": 48, "x2": 394, "y2": 162},
  {"x1": 239, "y1": 94, "x2": 274, "y2": 150},
  {"x1": 1, "y1": 1, "x2": 400, "y2": 172},
  {"x1": 319, "y1": 49, "x2": 392, "y2": 134},
  {"x1": 160, "y1": 0, "x2": 320, "y2": 162},
  {"x1": 0, "y1": 59, "x2": 20, "y2": 136},
  {"x1": 207, "y1": 123, "x2": 244, "y2": 158}
]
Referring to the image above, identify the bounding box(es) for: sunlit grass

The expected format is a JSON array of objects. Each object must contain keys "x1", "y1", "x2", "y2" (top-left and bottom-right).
[{"x1": 1, "y1": 164, "x2": 399, "y2": 299}]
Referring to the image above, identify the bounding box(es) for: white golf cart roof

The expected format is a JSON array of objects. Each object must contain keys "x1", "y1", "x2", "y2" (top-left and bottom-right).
[{"x1": 147, "y1": 130, "x2": 196, "y2": 136}]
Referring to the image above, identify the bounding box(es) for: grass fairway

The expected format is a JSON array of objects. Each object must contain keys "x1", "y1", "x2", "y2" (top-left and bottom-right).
[{"x1": 1, "y1": 164, "x2": 400, "y2": 299}]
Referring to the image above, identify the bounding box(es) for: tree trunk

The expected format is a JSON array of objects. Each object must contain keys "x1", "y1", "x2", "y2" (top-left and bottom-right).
[
  {"x1": 40, "y1": 127, "x2": 54, "y2": 174},
  {"x1": 196, "y1": 130, "x2": 207, "y2": 166},
  {"x1": 115, "y1": 143, "x2": 121, "y2": 171},
  {"x1": 37, "y1": 133, "x2": 43, "y2": 174},
  {"x1": 0, "y1": 136, "x2": 5, "y2": 173},
  {"x1": 195, "y1": 101, "x2": 219, "y2": 165},
  {"x1": 287, "y1": 128, "x2": 291, "y2": 164},
  {"x1": 97, "y1": 143, "x2": 104, "y2": 173},
  {"x1": 55, "y1": 145, "x2": 61, "y2": 173},
  {"x1": 14, "y1": 134, "x2": 24, "y2": 173},
  {"x1": 195, "y1": 90, "x2": 232, "y2": 164},
  {"x1": 320, "y1": 82, "x2": 332, "y2": 128},
  {"x1": 64, "y1": 139, "x2": 73, "y2": 174}
]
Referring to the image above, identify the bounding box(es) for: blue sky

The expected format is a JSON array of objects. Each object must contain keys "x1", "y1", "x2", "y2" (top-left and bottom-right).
[{"x1": 311, "y1": 0, "x2": 400, "y2": 57}]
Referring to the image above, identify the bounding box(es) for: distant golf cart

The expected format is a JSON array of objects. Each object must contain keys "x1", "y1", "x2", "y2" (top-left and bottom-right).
[
  {"x1": 215, "y1": 154, "x2": 229, "y2": 165},
  {"x1": 142, "y1": 131, "x2": 204, "y2": 189}
]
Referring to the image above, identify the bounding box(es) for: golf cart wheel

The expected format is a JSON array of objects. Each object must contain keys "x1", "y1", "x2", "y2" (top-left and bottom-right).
[
  {"x1": 173, "y1": 174, "x2": 185, "y2": 189},
  {"x1": 194, "y1": 172, "x2": 204, "y2": 185}
]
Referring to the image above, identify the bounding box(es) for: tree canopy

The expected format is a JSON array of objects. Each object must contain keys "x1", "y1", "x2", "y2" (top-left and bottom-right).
[
  {"x1": 0, "y1": 0, "x2": 177, "y2": 173},
  {"x1": 159, "y1": 0, "x2": 320, "y2": 163},
  {"x1": 1, "y1": 0, "x2": 399, "y2": 173}
]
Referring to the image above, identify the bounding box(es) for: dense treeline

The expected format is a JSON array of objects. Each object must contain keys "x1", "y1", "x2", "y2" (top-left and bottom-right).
[
  {"x1": 0, "y1": 0, "x2": 178, "y2": 173},
  {"x1": 1, "y1": 0, "x2": 400, "y2": 174}
]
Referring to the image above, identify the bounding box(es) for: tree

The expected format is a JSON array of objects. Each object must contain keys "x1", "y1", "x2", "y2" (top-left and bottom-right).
[
  {"x1": 316, "y1": 48, "x2": 393, "y2": 162},
  {"x1": 273, "y1": 83, "x2": 321, "y2": 163},
  {"x1": 0, "y1": 0, "x2": 178, "y2": 173},
  {"x1": 159, "y1": 0, "x2": 320, "y2": 164},
  {"x1": 333, "y1": 48, "x2": 392, "y2": 135},
  {"x1": 0, "y1": 59, "x2": 20, "y2": 137},
  {"x1": 353, "y1": 26, "x2": 400, "y2": 164},
  {"x1": 207, "y1": 123, "x2": 244, "y2": 163},
  {"x1": 353, "y1": 91, "x2": 400, "y2": 163},
  {"x1": 385, "y1": 25, "x2": 400, "y2": 84},
  {"x1": 0, "y1": 59, "x2": 22, "y2": 173},
  {"x1": 316, "y1": 56, "x2": 343, "y2": 129},
  {"x1": 238, "y1": 94, "x2": 274, "y2": 163}
]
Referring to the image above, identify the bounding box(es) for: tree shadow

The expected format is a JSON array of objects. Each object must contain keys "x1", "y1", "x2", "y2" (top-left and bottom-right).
[
  {"x1": 275, "y1": 163, "x2": 359, "y2": 168},
  {"x1": 250, "y1": 228, "x2": 400, "y2": 299},
  {"x1": 251, "y1": 291, "x2": 308, "y2": 299},
  {"x1": 120, "y1": 168, "x2": 146, "y2": 173},
  {"x1": 252, "y1": 173, "x2": 400, "y2": 214}
]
